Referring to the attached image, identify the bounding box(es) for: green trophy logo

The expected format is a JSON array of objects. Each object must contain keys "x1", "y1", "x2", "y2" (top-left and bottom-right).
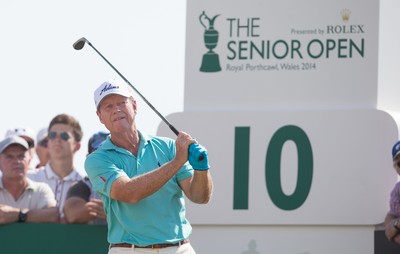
[{"x1": 199, "y1": 11, "x2": 221, "y2": 72}]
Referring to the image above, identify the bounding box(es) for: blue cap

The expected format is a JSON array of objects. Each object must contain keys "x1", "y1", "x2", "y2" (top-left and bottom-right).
[
  {"x1": 88, "y1": 131, "x2": 109, "y2": 154},
  {"x1": 392, "y1": 140, "x2": 400, "y2": 159}
]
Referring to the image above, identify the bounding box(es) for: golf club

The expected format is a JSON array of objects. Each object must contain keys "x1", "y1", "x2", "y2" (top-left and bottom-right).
[
  {"x1": 73, "y1": 37, "x2": 204, "y2": 161},
  {"x1": 73, "y1": 37, "x2": 179, "y2": 135}
]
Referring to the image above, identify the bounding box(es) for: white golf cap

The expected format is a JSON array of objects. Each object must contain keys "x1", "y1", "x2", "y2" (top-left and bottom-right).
[
  {"x1": 0, "y1": 136, "x2": 29, "y2": 154},
  {"x1": 94, "y1": 79, "x2": 134, "y2": 109},
  {"x1": 36, "y1": 127, "x2": 48, "y2": 143},
  {"x1": 5, "y1": 127, "x2": 36, "y2": 147}
]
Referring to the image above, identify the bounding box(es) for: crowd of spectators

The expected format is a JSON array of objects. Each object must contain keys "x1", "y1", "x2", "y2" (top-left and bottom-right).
[{"x1": 0, "y1": 113, "x2": 108, "y2": 225}]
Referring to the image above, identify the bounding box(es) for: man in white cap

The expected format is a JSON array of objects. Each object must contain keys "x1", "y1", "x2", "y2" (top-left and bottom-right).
[
  {"x1": 5, "y1": 127, "x2": 37, "y2": 169},
  {"x1": 85, "y1": 79, "x2": 213, "y2": 253},
  {"x1": 0, "y1": 136, "x2": 59, "y2": 224}
]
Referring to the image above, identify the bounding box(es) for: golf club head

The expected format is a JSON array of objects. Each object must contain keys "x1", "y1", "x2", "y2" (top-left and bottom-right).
[{"x1": 73, "y1": 37, "x2": 88, "y2": 50}]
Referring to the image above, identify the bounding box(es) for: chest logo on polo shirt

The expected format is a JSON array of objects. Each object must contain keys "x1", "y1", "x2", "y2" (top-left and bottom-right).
[{"x1": 100, "y1": 176, "x2": 107, "y2": 182}]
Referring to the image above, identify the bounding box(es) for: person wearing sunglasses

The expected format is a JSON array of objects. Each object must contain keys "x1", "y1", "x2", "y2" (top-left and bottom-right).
[
  {"x1": 28, "y1": 114, "x2": 84, "y2": 223},
  {"x1": 85, "y1": 79, "x2": 212, "y2": 253},
  {"x1": 63, "y1": 131, "x2": 108, "y2": 225},
  {"x1": 385, "y1": 140, "x2": 400, "y2": 243}
]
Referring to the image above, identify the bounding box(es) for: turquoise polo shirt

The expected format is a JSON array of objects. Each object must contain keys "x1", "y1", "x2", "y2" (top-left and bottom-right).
[{"x1": 84, "y1": 131, "x2": 194, "y2": 246}]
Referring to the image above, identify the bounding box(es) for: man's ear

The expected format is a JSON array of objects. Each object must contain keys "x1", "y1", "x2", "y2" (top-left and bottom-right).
[
  {"x1": 74, "y1": 142, "x2": 81, "y2": 153},
  {"x1": 131, "y1": 97, "x2": 137, "y2": 113}
]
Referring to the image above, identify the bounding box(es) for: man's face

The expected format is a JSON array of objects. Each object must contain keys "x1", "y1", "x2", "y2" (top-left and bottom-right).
[
  {"x1": 47, "y1": 124, "x2": 79, "y2": 160},
  {"x1": 0, "y1": 145, "x2": 30, "y2": 179},
  {"x1": 97, "y1": 94, "x2": 137, "y2": 133},
  {"x1": 394, "y1": 155, "x2": 400, "y2": 175}
]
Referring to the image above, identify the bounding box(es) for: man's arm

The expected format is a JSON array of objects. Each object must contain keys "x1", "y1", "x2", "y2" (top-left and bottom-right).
[
  {"x1": 26, "y1": 207, "x2": 60, "y2": 223},
  {"x1": 179, "y1": 171, "x2": 213, "y2": 204},
  {"x1": 64, "y1": 180, "x2": 106, "y2": 224},
  {"x1": 180, "y1": 143, "x2": 213, "y2": 204},
  {"x1": 110, "y1": 132, "x2": 193, "y2": 203},
  {"x1": 64, "y1": 197, "x2": 105, "y2": 224},
  {"x1": 0, "y1": 204, "x2": 59, "y2": 224},
  {"x1": 111, "y1": 159, "x2": 187, "y2": 203},
  {"x1": 385, "y1": 212, "x2": 400, "y2": 243},
  {"x1": 0, "y1": 204, "x2": 19, "y2": 224}
]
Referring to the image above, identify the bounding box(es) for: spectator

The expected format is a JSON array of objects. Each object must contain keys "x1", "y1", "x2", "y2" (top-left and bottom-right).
[
  {"x1": 85, "y1": 79, "x2": 212, "y2": 252},
  {"x1": 385, "y1": 140, "x2": 400, "y2": 243},
  {"x1": 87, "y1": 131, "x2": 109, "y2": 155},
  {"x1": 28, "y1": 114, "x2": 84, "y2": 222},
  {"x1": 35, "y1": 127, "x2": 49, "y2": 169},
  {"x1": 64, "y1": 131, "x2": 108, "y2": 224},
  {"x1": 5, "y1": 127, "x2": 37, "y2": 169},
  {"x1": 0, "y1": 136, "x2": 59, "y2": 224}
]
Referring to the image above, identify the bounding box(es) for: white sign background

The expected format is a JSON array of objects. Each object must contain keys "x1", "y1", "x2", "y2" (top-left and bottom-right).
[
  {"x1": 165, "y1": 1, "x2": 397, "y2": 251},
  {"x1": 159, "y1": 109, "x2": 397, "y2": 224},
  {"x1": 185, "y1": 0, "x2": 378, "y2": 111}
]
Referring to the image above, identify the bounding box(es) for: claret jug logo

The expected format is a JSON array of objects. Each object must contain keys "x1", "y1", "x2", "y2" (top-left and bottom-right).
[{"x1": 199, "y1": 11, "x2": 221, "y2": 72}]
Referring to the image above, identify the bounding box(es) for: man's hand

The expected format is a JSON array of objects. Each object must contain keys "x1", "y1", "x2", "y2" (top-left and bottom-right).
[
  {"x1": 189, "y1": 143, "x2": 210, "y2": 170},
  {"x1": 0, "y1": 204, "x2": 19, "y2": 224},
  {"x1": 175, "y1": 132, "x2": 195, "y2": 165},
  {"x1": 86, "y1": 199, "x2": 106, "y2": 220},
  {"x1": 385, "y1": 218, "x2": 400, "y2": 242},
  {"x1": 64, "y1": 197, "x2": 106, "y2": 223}
]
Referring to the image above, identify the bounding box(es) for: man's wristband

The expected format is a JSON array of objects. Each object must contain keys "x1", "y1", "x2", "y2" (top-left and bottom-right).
[{"x1": 18, "y1": 209, "x2": 29, "y2": 223}]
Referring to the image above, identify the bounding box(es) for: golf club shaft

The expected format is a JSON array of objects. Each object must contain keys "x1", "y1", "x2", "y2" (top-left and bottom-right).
[
  {"x1": 86, "y1": 41, "x2": 179, "y2": 136},
  {"x1": 74, "y1": 37, "x2": 204, "y2": 161},
  {"x1": 80, "y1": 39, "x2": 205, "y2": 161}
]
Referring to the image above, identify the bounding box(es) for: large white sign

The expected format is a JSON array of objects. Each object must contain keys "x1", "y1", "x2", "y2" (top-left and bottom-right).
[
  {"x1": 158, "y1": 109, "x2": 397, "y2": 224},
  {"x1": 157, "y1": 0, "x2": 396, "y2": 252},
  {"x1": 184, "y1": 0, "x2": 378, "y2": 111}
]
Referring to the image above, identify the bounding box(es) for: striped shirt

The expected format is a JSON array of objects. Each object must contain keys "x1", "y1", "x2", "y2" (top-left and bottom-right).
[
  {"x1": 27, "y1": 163, "x2": 83, "y2": 217},
  {"x1": 390, "y1": 181, "x2": 400, "y2": 217}
]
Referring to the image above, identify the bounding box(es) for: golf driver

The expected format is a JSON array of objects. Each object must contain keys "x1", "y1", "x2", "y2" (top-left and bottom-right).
[{"x1": 73, "y1": 37, "x2": 204, "y2": 161}]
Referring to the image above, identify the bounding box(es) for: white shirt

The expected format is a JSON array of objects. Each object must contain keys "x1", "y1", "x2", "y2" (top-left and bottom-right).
[{"x1": 27, "y1": 163, "x2": 83, "y2": 217}]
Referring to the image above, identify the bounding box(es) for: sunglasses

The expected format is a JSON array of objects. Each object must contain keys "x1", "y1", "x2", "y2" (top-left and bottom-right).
[{"x1": 48, "y1": 131, "x2": 71, "y2": 141}]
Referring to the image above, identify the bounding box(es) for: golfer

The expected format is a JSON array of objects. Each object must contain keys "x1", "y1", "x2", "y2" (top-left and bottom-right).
[{"x1": 85, "y1": 79, "x2": 213, "y2": 253}]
